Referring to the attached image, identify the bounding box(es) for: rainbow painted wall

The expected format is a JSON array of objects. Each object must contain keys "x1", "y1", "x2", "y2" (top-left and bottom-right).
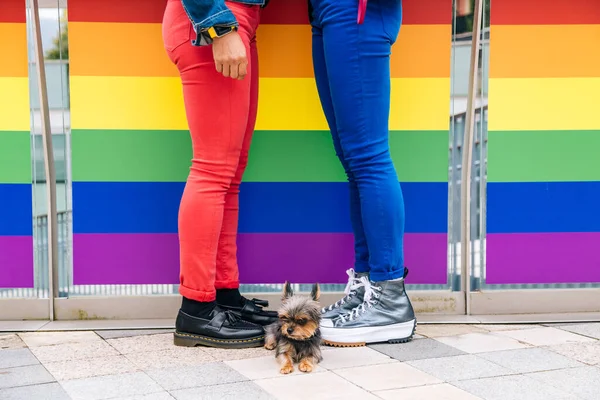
[
  {"x1": 0, "y1": 0, "x2": 33, "y2": 288},
  {"x1": 67, "y1": 0, "x2": 451, "y2": 286},
  {"x1": 486, "y1": 0, "x2": 600, "y2": 284}
]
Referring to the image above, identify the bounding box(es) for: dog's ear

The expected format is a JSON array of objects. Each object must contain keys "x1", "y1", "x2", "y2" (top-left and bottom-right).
[
  {"x1": 310, "y1": 283, "x2": 321, "y2": 301},
  {"x1": 282, "y1": 281, "x2": 294, "y2": 300}
]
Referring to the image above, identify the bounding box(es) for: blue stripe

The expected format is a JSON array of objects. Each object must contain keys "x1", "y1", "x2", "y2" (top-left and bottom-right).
[
  {"x1": 0, "y1": 184, "x2": 33, "y2": 236},
  {"x1": 72, "y1": 182, "x2": 448, "y2": 234},
  {"x1": 488, "y1": 181, "x2": 600, "y2": 233}
]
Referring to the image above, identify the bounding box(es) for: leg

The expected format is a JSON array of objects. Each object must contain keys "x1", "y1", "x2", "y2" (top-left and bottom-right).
[
  {"x1": 314, "y1": 0, "x2": 416, "y2": 346},
  {"x1": 298, "y1": 356, "x2": 316, "y2": 373},
  {"x1": 164, "y1": 0, "x2": 265, "y2": 349},
  {"x1": 312, "y1": 12, "x2": 370, "y2": 323},
  {"x1": 215, "y1": 31, "x2": 259, "y2": 291},
  {"x1": 174, "y1": 28, "x2": 251, "y2": 304},
  {"x1": 278, "y1": 354, "x2": 294, "y2": 374},
  {"x1": 210, "y1": 8, "x2": 278, "y2": 326},
  {"x1": 318, "y1": 0, "x2": 405, "y2": 282},
  {"x1": 312, "y1": 24, "x2": 369, "y2": 274}
]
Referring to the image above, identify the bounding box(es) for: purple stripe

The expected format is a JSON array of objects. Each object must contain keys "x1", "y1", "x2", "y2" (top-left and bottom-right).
[
  {"x1": 487, "y1": 232, "x2": 600, "y2": 284},
  {"x1": 73, "y1": 233, "x2": 448, "y2": 285},
  {"x1": 0, "y1": 236, "x2": 34, "y2": 288}
]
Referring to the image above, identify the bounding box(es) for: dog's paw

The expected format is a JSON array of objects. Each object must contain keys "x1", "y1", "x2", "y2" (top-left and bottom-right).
[
  {"x1": 299, "y1": 360, "x2": 314, "y2": 373},
  {"x1": 280, "y1": 364, "x2": 294, "y2": 374},
  {"x1": 264, "y1": 342, "x2": 276, "y2": 351}
]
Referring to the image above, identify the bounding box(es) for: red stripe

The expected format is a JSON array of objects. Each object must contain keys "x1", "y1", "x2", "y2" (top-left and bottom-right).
[
  {"x1": 491, "y1": 0, "x2": 600, "y2": 25},
  {"x1": 0, "y1": 0, "x2": 26, "y2": 23},
  {"x1": 69, "y1": 0, "x2": 168, "y2": 23},
  {"x1": 263, "y1": 0, "x2": 452, "y2": 25},
  {"x1": 68, "y1": 0, "x2": 452, "y2": 25}
]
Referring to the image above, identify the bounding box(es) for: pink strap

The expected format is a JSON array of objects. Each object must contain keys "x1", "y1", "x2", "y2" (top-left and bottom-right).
[{"x1": 357, "y1": 0, "x2": 367, "y2": 24}]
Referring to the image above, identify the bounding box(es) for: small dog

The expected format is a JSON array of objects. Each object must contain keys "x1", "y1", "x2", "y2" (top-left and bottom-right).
[{"x1": 265, "y1": 282, "x2": 323, "y2": 374}]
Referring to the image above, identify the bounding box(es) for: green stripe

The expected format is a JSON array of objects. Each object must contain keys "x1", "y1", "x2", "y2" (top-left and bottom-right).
[
  {"x1": 72, "y1": 129, "x2": 448, "y2": 182},
  {"x1": 488, "y1": 130, "x2": 600, "y2": 183},
  {"x1": 0, "y1": 131, "x2": 31, "y2": 184}
]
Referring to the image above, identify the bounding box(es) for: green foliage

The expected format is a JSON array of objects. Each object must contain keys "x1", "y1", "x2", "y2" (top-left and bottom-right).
[{"x1": 45, "y1": 10, "x2": 68, "y2": 60}]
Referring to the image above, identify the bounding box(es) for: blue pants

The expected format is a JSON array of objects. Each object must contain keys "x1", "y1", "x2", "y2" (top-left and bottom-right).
[{"x1": 310, "y1": 0, "x2": 405, "y2": 282}]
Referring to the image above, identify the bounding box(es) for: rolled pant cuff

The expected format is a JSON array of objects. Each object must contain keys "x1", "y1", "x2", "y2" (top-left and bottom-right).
[
  {"x1": 179, "y1": 285, "x2": 216, "y2": 302},
  {"x1": 215, "y1": 280, "x2": 240, "y2": 290},
  {"x1": 370, "y1": 267, "x2": 405, "y2": 283}
]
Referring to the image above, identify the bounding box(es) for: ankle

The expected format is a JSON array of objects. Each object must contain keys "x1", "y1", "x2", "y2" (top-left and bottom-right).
[
  {"x1": 181, "y1": 297, "x2": 216, "y2": 319},
  {"x1": 216, "y1": 288, "x2": 244, "y2": 307}
]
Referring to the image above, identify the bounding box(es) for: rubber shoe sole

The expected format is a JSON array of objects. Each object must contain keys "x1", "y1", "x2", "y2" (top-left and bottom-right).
[
  {"x1": 322, "y1": 319, "x2": 416, "y2": 347},
  {"x1": 174, "y1": 331, "x2": 265, "y2": 349}
]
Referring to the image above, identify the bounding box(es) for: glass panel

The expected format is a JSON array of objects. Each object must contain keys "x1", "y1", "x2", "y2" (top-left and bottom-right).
[
  {"x1": 26, "y1": 0, "x2": 72, "y2": 298},
  {"x1": 0, "y1": 0, "x2": 36, "y2": 298},
  {"x1": 449, "y1": 0, "x2": 489, "y2": 293},
  {"x1": 57, "y1": 0, "x2": 457, "y2": 298},
  {"x1": 480, "y1": 0, "x2": 600, "y2": 290}
]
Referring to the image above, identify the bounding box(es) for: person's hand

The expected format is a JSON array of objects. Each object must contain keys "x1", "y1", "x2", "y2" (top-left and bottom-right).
[{"x1": 212, "y1": 31, "x2": 247, "y2": 80}]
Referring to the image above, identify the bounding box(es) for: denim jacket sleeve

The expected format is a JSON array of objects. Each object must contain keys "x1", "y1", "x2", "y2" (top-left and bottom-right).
[{"x1": 180, "y1": 0, "x2": 238, "y2": 46}]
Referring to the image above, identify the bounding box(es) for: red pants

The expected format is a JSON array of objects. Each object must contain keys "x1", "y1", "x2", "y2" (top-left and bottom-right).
[{"x1": 162, "y1": 0, "x2": 261, "y2": 302}]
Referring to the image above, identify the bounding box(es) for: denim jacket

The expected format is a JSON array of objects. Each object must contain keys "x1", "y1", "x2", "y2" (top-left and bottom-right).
[{"x1": 181, "y1": 0, "x2": 267, "y2": 45}]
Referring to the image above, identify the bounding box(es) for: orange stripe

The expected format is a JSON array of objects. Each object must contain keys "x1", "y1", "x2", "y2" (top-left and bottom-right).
[
  {"x1": 68, "y1": 22, "x2": 177, "y2": 77},
  {"x1": 490, "y1": 25, "x2": 600, "y2": 78},
  {"x1": 69, "y1": 22, "x2": 451, "y2": 78},
  {"x1": 0, "y1": 23, "x2": 28, "y2": 77}
]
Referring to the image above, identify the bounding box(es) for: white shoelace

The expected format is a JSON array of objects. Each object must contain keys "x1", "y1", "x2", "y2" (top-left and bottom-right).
[
  {"x1": 337, "y1": 277, "x2": 383, "y2": 324},
  {"x1": 322, "y1": 269, "x2": 365, "y2": 312}
]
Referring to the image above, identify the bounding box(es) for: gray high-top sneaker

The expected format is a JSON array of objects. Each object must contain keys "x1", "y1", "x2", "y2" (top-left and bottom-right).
[
  {"x1": 320, "y1": 274, "x2": 416, "y2": 347},
  {"x1": 321, "y1": 269, "x2": 368, "y2": 320}
]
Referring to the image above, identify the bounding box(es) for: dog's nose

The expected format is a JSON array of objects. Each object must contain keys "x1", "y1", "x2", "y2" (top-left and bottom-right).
[{"x1": 287, "y1": 327, "x2": 294, "y2": 334}]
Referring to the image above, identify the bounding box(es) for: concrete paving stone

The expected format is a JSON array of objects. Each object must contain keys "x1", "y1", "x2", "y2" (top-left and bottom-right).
[
  {"x1": 172, "y1": 381, "x2": 276, "y2": 400},
  {"x1": 0, "y1": 348, "x2": 39, "y2": 369},
  {"x1": 124, "y1": 347, "x2": 215, "y2": 370},
  {"x1": 146, "y1": 362, "x2": 247, "y2": 391},
  {"x1": 43, "y1": 354, "x2": 139, "y2": 381},
  {"x1": 556, "y1": 322, "x2": 600, "y2": 339},
  {"x1": 202, "y1": 346, "x2": 272, "y2": 361},
  {"x1": 369, "y1": 338, "x2": 466, "y2": 361},
  {"x1": 496, "y1": 327, "x2": 596, "y2": 346},
  {"x1": 255, "y1": 370, "x2": 380, "y2": 400},
  {"x1": 107, "y1": 334, "x2": 174, "y2": 355},
  {"x1": 19, "y1": 331, "x2": 101, "y2": 347},
  {"x1": 30, "y1": 340, "x2": 119, "y2": 363},
  {"x1": 0, "y1": 365, "x2": 55, "y2": 389},
  {"x1": 318, "y1": 346, "x2": 395, "y2": 370},
  {"x1": 60, "y1": 371, "x2": 163, "y2": 400},
  {"x1": 478, "y1": 347, "x2": 583, "y2": 374},
  {"x1": 0, "y1": 382, "x2": 71, "y2": 400},
  {"x1": 407, "y1": 354, "x2": 513, "y2": 382},
  {"x1": 435, "y1": 333, "x2": 530, "y2": 354},
  {"x1": 527, "y1": 366, "x2": 600, "y2": 400},
  {"x1": 96, "y1": 330, "x2": 174, "y2": 340},
  {"x1": 416, "y1": 324, "x2": 488, "y2": 338},
  {"x1": 225, "y1": 355, "x2": 326, "y2": 380},
  {"x1": 334, "y1": 362, "x2": 441, "y2": 391},
  {"x1": 0, "y1": 334, "x2": 26, "y2": 350},
  {"x1": 547, "y1": 340, "x2": 600, "y2": 365},
  {"x1": 113, "y1": 393, "x2": 175, "y2": 400},
  {"x1": 480, "y1": 324, "x2": 539, "y2": 332},
  {"x1": 454, "y1": 374, "x2": 578, "y2": 400},
  {"x1": 375, "y1": 383, "x2": 483, "y2": 400}
]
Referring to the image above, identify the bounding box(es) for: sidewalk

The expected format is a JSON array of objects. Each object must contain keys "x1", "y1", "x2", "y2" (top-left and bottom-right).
[{"x1": 2, "y1": 323, "x2": 600, "y2": 399}]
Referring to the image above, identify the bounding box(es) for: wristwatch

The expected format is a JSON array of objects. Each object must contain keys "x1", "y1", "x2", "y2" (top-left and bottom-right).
[{"x1": 198, "y1": 25, "x2": 237, "y2": 46}]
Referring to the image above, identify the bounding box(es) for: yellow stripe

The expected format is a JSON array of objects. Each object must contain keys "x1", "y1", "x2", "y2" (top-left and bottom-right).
[
  {"x1": 70, "y1": 76, "x2": 450, "y2": 131},
  {"x1": 489, "y1": 77, "x2": 600, "y2": 131},
  {"x1": 0, "y1": 77, "x2": 30, "y2": 131}
]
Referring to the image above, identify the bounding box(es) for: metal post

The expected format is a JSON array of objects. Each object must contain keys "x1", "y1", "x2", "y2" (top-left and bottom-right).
[
  {"x1": 460, "y1": 0, "x2": 484, "y2": 316},
  {"x1": 31, "y1": 0, "x2": 59, "y2": 320}
]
